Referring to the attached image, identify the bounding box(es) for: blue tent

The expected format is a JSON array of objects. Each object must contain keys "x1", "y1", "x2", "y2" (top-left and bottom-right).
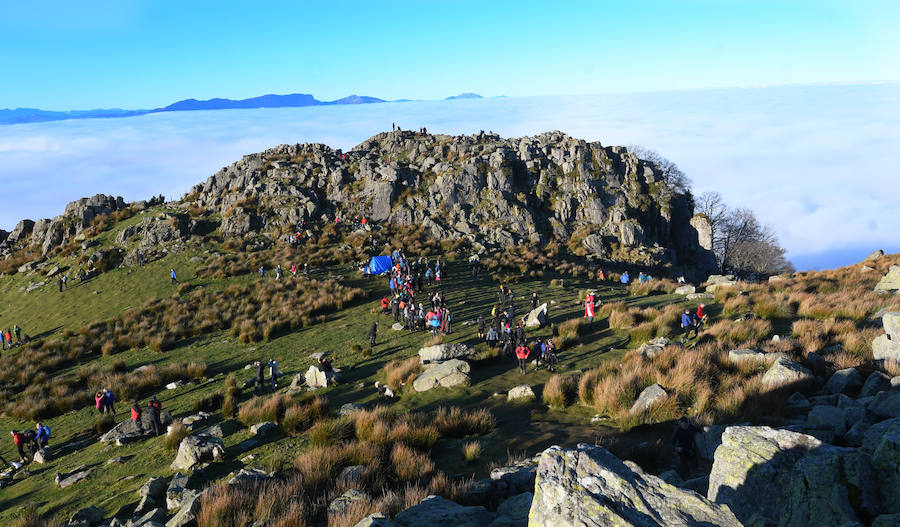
[{"x1": 365, "y1": 255, "x2": 393, "y2": 276}]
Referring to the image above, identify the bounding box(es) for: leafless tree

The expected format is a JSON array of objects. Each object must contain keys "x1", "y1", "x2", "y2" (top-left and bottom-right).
[{"x1": 628, "y1": 145, "x2": 692, "y2": 194}]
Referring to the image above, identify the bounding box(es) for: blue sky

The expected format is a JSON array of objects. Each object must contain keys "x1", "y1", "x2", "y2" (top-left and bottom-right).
[{"x1": 1, "y1": 1, "x2": 898, "y2": 110}]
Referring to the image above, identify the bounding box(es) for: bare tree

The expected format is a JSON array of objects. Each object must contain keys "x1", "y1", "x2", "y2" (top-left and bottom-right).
[
  {"x1": 627, "y1": 145, "x2": 692, "y2": 194},
  {"x1": 701, "y1": 200, "x2": 793, "y2": 276}
]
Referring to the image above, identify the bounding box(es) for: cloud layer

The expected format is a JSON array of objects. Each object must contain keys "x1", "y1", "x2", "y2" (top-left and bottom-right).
[{"x1": 0, "y1": 84, "x2": 897, "y2": 269}]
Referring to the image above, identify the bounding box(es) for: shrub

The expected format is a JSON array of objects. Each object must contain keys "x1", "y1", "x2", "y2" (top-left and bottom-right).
[
  {"x1": 222, "y1": 393, "x2": 236, "y2": 419},
  {"x1": 391, "y1": 443, "x2": 434, "y2": 482},
  {"x1": 462, "y1": 441, "x2": 482, "y2": 463},
  {"x1": 282, "y1": 397, "x2": 328, "y2": 436},
  {"x1": 10, "y1": 507, "x2": 54, "y2": 527},
  {"x1": 578, "y1": 369, "x2": 600, "y2": 405},
  {"x1": 543, "y1": 374, "x2": 575, "y2": 409},
  {"x1": 433, "y1": 407, "x2": 494, "y2": 437},
  {"x1": 383, "y1": 358, "x2": 422, "y2": 392},
  {"x1": 194, "y1": 392, "x2": 224, "y2": 413},
  {"x1": 95, "y1": 413, "x2": 116, "y2": 434},
  {"x1": 165, "y1": 420, "x2": 190, "y2": 451},
  {"x1": 556, "y1": 318, "x2": 586, "y2": 350},
  {"x1": 309, "y1": 418, "x2": 354, "y2": 447}
]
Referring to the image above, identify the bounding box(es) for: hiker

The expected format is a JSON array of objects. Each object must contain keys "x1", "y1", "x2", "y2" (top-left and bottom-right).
[
  {"x1": 275, "y1": 265, "x2": 283, "y2": 280},
  {"x1": 95, "y1": 391, "x2": 106, "y2": 414},
  {"x1": 138, "y1": 251, "x2": 145, "y2": 266},
  {"x1": 692, "y1": 304, "x2": 708, "y2": 337},
  {"x1": 681, "y1": 310, "x2": 694, "y2": 342},
  {"x1": 11, "y1": 430, "x2": 38, "y2": 462},
  {"x1": 58, "y1": 276, "x2": 64, "y2": 292},
  {"x1": 35, "y1": 422, "x2": 51, "y2": 449},
  {"x1": 444, "y1": 309, "x2": 453, "y2": 335},
  {"x1": 103, "y1": 388, "x2": 116, "y2": 414},
  {"x1": 291, "y1": 264, "x2": 298, "y2": 278},
  {"x1": 147, "y1": 397, "x2": 163, "y2": 436},
  {"x1": 514, "y1": 323, "x2": 526, "y2": 347},
  {"x1": 255, "y1": 360, "x2": 265, "y2": 394},
  {"x1": 4, "y1": 329, "x2": 11, "y2": 349},
  {"x1": 318, "y1": 354, "x2": 333, "y2": 372},
  {"x1": 381, "y1": 297, "x2": 390, "y2": 315},
  {"x1": 620, "y1": 271, "x2": 630, "y2": 284},
  {"x1": 477, "y1": 315, "x2": 486, "y2": 339},
  {"x1": 542, "y1": 339, "x2": 558, "y2": 372},
  {"x1": 268, "y1": 359, "x2": 279, "y2": 388},
  {"x1": 170, "y1": 269, "x2": 178, "y2": 284},
  {"x1": 14, "y1": 325, "x2": 21, "y2": 343},
  {"x1": 672, "y1": 417, "x2": 704, "y2": 478},
  {"x1": 131, "y1": 400, "x2": 144, "y2": 434},
  {"x1": 259, "y1": 266, "x2": 265, "y2": 279},
  {"x1": 485, "y1": 326, "x2": 499, "y2": 348},
  {"x1": 584, "y1": 293, "x2": 596, "y2": 326},
  {"x1": 369, "y1": 321, "x2": 378, "y2": 346},
  {"x1": 499, "y1": 285, "x2": 506, "y2": 304},
  {"x1": 515, "y1": 343, "x2": 531, "y2": 374},
  {"x1": 533, "y1": 338, "x2": 544, "y2": 368},
  {"x1": 531, "y1": 292, "x2": 538, "y2": 311},
  {"x1": 0, "y1": 331, "x2": 5, "y2": 350},
  {"x1": 63, "y1": 275, "x2": 68, "y2": 288},
  {"x1": 598, "y1": 269, "x2": 606, "y2": 280}
]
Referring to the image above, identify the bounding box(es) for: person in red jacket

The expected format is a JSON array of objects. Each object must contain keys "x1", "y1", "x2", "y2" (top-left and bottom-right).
[
  {"x1": 10, "y1": 430, "x2": 38, "y2": 462},
  {"x1": 131, "y1": 400, "x2": 144, "y2": 434},
  {"x1": 515, "y1": 344, "x2": 531, "y2": 374}
]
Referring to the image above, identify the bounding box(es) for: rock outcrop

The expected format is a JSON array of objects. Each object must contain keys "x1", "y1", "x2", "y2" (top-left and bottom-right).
[
  {"x1": 875, "y1": 266, "x2": 900, "y2": 293},
  {"x1": 418, "y1": 342, "x2": 474, "y2": 364},
  {"x1": 187, "y1": 131, "x2": 717, "y2": 270},
  {"x1": 413, "y1": 359, "x2": 471, "y2": 391},
  {"x1": 873, "y1": 311, "x2": 900, "y2": 364},
  {"x1": 529, "y1": 443, "x2": 741, "y2": 526}
]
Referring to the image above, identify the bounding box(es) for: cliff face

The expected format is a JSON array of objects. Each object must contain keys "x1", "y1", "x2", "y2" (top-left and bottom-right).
[{"x1": 190, "y1": 130, "x2": 714, "y2": 269}]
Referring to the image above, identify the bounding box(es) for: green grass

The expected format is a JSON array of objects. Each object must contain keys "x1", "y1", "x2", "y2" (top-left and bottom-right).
[{"x1": 0, "y1": 229, "x2": 693, "y2": 524}]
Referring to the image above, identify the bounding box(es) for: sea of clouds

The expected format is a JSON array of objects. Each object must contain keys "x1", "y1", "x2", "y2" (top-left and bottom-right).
[{"x1": 0, "y1": 84, "x2": 897, "y2": 270}]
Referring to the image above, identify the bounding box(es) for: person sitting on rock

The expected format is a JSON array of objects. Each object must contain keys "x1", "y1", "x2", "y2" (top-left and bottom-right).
[
  {"x1": 318, "y1": 354, "x2": 333, "y2": 372},
  {"x1": 34, "y1": 422, "x2": 51, "y2": 449},
  {"x1": 672, "y1": 417, "x2": 703, "y2": 478},
  {"x1": 131, "y1": 400, "x2": 144, "y2": 434}
]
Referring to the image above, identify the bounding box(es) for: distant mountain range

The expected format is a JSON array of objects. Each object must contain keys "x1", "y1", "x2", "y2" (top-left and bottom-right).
[{"x1": 0, "y1": 92, "x2": 485, "y2": 125}]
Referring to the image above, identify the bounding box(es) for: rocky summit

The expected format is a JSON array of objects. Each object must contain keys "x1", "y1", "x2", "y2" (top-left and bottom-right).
[{"x1": 186, "y1": 130, "x2": 715, "y2": 271}]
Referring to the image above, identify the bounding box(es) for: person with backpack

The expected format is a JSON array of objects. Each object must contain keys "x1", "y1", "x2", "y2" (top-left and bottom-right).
[
  {"x1": 692, "y1": 303, "x2": 708, "y2": 337},
  {"x1": 584, "y1": 292, "x2": 596, "y2": 327},
  {"x1": 477, "y1": 315, "x2": 486, "y2": 340},
  {"x1": 672, "y1": 417, "x2": 704, "y2": 478},
  {"x1": 259, "y1": 266, "x2": 265, "y2": 279},
  {"x1": 515, "y1": 343, "x2": 531, "y2": 374},
  {"x1": 369, "y1": 322, "x2": 378, "y2": 346},
  {"x1": 103, "y1": 388, "x2": 116, "y2": 414},
  {"x1": 35, "y1": 423, "x2": 51, "y2": 449},
  {"x1": 485, "y1": 326, "x2": 499, "y2": 348},
  {"x1": 268, "y1": 359, "x2": 279, "y2": 388},
  {"x1": 147, "y1": 397, "x2": 163, "y2": 436},
  {"x1": 255, "y1": 360, "x2": 265, "y2": 394},
  {"x1": 444, "y1": 309, "x2": 453, "y2": 335},
  {"x1": 681, "y1": 310, "x2": 694, "y2": 343},
  {"x1": 131, "y1": 400, "x2": 144, "y2": 434},
  {"x1": 542, "y1": 339, "x2": 558, "y2": 372}
]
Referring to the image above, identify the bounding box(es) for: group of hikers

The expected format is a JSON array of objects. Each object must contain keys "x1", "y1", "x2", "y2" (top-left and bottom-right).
[
  {"x1": 680, "y1": 303, "x2": 708, "y2": 342},
  {"x1": 0, "y1": 324, "x2": 26, "y2": 351},
  {"x1": 2, "y1": 423, "x2": 51, "y2": 465},
  {"x1": 252, "y1": 359, "x2": 280, "y2": 393},
  {"x1": 130, "y1": 396, "x2": 164, "y2": 437}
]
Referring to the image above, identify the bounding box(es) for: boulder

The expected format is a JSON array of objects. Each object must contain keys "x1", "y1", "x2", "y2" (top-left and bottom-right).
[
  {"x1": 868, "y1": 390, "x2": 900, "y2": 419},
  {"x1": 524, "y1": 303, "x2": 548, "y2": 328},
  {"x1": 328, "y1": 489, "x2": 371, "y2": 516},
  {"x1": 761, "y1": 357, "x2": 814, "y2": 389},
  {"x1": 250, "y1": 421, "x2": 277, "y2": 437},
  {"x1": 352, "y1": 513, "x2": 400, "y2": 527},
  {"x1": 885, "y1": 311, "x2": 900, "y2": 338},
  {"x1": 630, "y1": 383, "x2": 668, "y2": 414},
  {"x1": 785, "y1": 392, "x2": 811, "y2": 412},
  {"x1": 873, "y1": 515, "x2": 900, "y2": 527},
  {"x1": 100, "y1": 411, "x2": 173, "y2": 444},
  {"x1": 32, "y1": 448, "x2": 48, "y2": 464},
  {"x1": 171, "y1": 434, "x2": 225, "y2": 470},
  {"x1": 413, "y1": 359, "x2": 471, "y2": 392},
  {"x1": 708, "y1": 426, "x2": 879, "y2": 526},
  {"x1": 340, "y1": 402, "x2": 365, "y2": 416},
  {"x1": 418, "y1": 342, "x2": 473, "y2": 364},
  {"x1": 694, "y1": 424, "x2": 727, "y2": 461},
  {"x1": 305, "y1": 365, "x2": 341, "y2": 388},
  {"x1": 823, "y1": 368, "x2": 863, "y2": 395},
  {"x1": 875, "y1": 266, "x2": 900, "y2": 293},
  {"x1": 862, "y1": 371, "x2": 893, "y2": 397},
  {"x1": 705, "y1": 275, "x2": 737, "y2": 293},
  {"x1": 638, "y1": 337, "x2": 670, "y2": 359},
  {"x1": 489, "y1": 492, "x2": 532, "y2": 527},
  {"x1": 68, "y1": 506, "x2": 105, "y2": 527},
  {"x1": 807, "y1": 405, "x2": 847, "y2": 435},
  {"x1": 56, "y1": 466, "x2": 93, "y2": 488},
  {"x1": 490, "y1": 458, "x2": 538, "y2": 497},
  {"x1": 391, "y1": 322, "x2": 404, "y2": 331},
  {"x1": 871, "y1": 423, "x2": 900, "y2": 513},
  {"x1": 140, "y1": 476, "x2": 169, "y2": 500},
  {"x1": 165, "y1": 492, "x2": 201, "y2": 527},
  {"x1": 727, "y1": 348, "x2": 766, "y2": 365},
  {"x1": 337, "y1": 465, "x2": 366, "y2": 487},
  {"x1": 228, "y1": 468, "x2": 272, "y2": 485},
  {"x1": 529, "y1": 444, "x2": 741, "y2": 526},
  {"x1": 686, "y1": 293, "x2": 715, "y2": 301},
  {"x1": 507, "y1": 385, "x2": 535, "y2": 401},
  {"x1": 165, "y1": 473, "x2": 191, "y2": 510},
  {"x1": 674, "y1": 284, "x2": 696, "y2": 295},
  {"x1": 395, "y1": 495, "x2": 492, "y2": 527},
  {"x1": 873, "y1": 334, "x2": 900, "y2": 363}
]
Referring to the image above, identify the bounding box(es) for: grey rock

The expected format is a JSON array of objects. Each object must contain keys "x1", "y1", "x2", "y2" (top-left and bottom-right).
[
  {"x1": 228, "y1": 468, "x2": 271, "y2": 485},
  {"x1": 807, "y1": 405, "x2": 847, "y2": 435},
  {"x1": 165, "y1": 473, "x2": 191, "y2": 510},
  {"x1": 873, "y1": 334, "x2": 900, "y2": 363},
  {"x1": 305, "y1": 365, "x2": 341, "y2": 388},
  {"x1": 57, "y1": 467, "x2": 93, "y2": 488},
  {"x1": 870, "y1": 420, "x2": 900, "y2": 513},
  {"x1": 694, "y1": 424, "x2": 727, "y2": 461},
  {"x1": 822, "y1": 368, "x2": 863, "y2": 395},
  {"x1": 530, "y1": 443, "x2": 741, "y2": 526},
  {"x1": 875, "y1": 266, "x2": 900, "y2": 293},
  {"x1": 413, "y1": 359, "x2": 470, "y2": 392},
  {"x1": 418, "y1": 342, "x2": 474, "y2": 364},
  {"x1": 785, "y1": 392, "x2": 811, "y2": 412},
  {"x1": 337, "y1": 465, "x2": 367, "y2": 487},
  {"x1": 489, "y1": 492, "x2": 532, "y2": 527},
  {"x1": 638, "y1": 337, "x2": 670, "y2": 359},
  {"x1": 884, "y1": 311, "x2": 900, "y2": 338},
  {"x1": 862, "y1": 371, "x2": 893, "y2": 397},
  {"x1": 524, "y1": 303, "x2": 548, "y2": 328},
  {"x1": 171, "y1": 434, "x2": 225, "y2": 470},
  {"x1": 490, "y1": 459, "x2": 538, "y2": 497},
  {"x1": 395, "y1": 495, "x2": 492, "y2": 527},
  {"x1": 352, "y1": 513, "x2": 400, "y2": 527},
  {"x1": 165, "y1": 492, "x2": 201, "y2": 527},
  {"x1": 328, "y1": 489, "x2": 371, "y2": 516},
  {"x1": 681, "y1": 475, "x2": 710, "y2": 496},
  {"x1": 249, "y1": 421, "x2": 277, "y2": 437},
  {"x1": 68, "y1": 506, "x2": 105, "y2": 527},
  {"x1": 630, "y1": 383, "x2": 668, "y2": 414},
  {"x1": 873, "y1": 514, "x2": 900, "y2": 527},
  {"x1": 507, "y1": 385, "x2": 535, "y2": 401},
  {"x1": 761, "y1": 357, "x2": 814, "y2": 389},
  {"x1": 727, "y1": 348, "x2": 766, "y2": 365},
  {"x1": 868, "y1": 390, "x2": 900, "y2": 418},
  {"x1": 140, "y1": 476, "x2": 169, "y2": 500},
  {"x1": 674, "y1": 284, "x2": 696, "y2": 295}
]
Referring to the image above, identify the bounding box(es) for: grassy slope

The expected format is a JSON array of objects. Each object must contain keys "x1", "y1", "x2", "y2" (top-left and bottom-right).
[{"x1": 0, "y1": 230, "x2": 694, "y2": 522}]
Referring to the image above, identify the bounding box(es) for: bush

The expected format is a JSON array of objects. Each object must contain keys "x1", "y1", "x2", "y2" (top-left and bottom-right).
[
  {"x1": 577, "y1": 369, "x2": 600, "y2": 405},
  {"x1": 282, "y1": 397, "x2": 328, "y2": 436},
  {"x1": 309, "y1": 418, "x2": 354, "y2": 447},
  {"x1": 383, "y1": 357, "x2": 422, "y2": 392},
  {"x1": 433, "y1": 407, "x2": 494, "y2": 437},
  {"x1": 222, "y1": 393, "x2": 236, "y2": 419},
  {"x1": 194, "y1": 392, "x2": 224, "y2": 413},
  {"x1": 462, "y1": 441, "x2": 482, "y2": 463},
  {"x1": 543, "y1": 374, "x2": 576, "y2": 410},
  {"x1": 165, "y1": 420, "x2": 189, "y2": 451},
  {"x1": 391, "y1": 443, "x2": 434, "y2": 483}
]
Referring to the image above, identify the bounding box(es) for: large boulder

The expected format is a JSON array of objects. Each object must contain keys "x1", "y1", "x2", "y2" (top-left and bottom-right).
[
  {"x1": 489, "y1": 492, "x2": 532, "y2": 527},
  {"x1": 638, "y1": 337, "x2": 670, "y2": 359},
  {"x1": 875, "y1": 266, "x2": 900, "y2": 293},
  {"x1": 352, "y1": 513, "x2": 400, "y2": 527},
  {"x1": 822, "y1": 368, "x2": 863, "y2": 395},
  {"x1": 413, "y1": 359, "x2": 471, "y2": 392},
  {"x1": 870, "y1": 422, "x2": 900, "y2": 513},
  {"x1": 507, "y1": 385, "x2": 535, "y2": 401},
  {"x1": 489, "y1": 458, "x2": 538, "y2": 498},
  {"x1": 529, "y1": 443, "x2": 741, "y2": 526},
  {"x1": 862, "y1": 371, "x2": 894, "y2": 397},
  {"x1": 395, "y1": 495, "x2": 492, "y2": 527},
  {"x1": 674, "y1": 284, "x2": 696, "y2": 295},
  {"x1": 418, "y1": 343, "x2": 473, "y2": 364},
  {"x1": 806, "y1": 405, "x2": 847, "y2": 435},
  {"x1": 328, "y1": 489, "x2": 371, "y2": 516},
  {"x1": 171, "y1": 434, "x2": 225, "y2": 470},
  {"x1": 884, "y1": 311, "x2": 900, "y2": 338},
  {"x1": 868, "y1": 390, "x2": 900, "y2": 419},
  {"x1": 166, "y1": 491, "x2": 201, "y2": 527},
  {"x1": 727, "y1": 348, "x2": 766, "y2": 365},
  {"x1": 708, "y1": 426, "x2": 880, "y2": 526},
  {"x1": 100, "y1": 411, "x2": 173, "y2": 444},
  {"x1": 874, "y1": 334, "x2": 900, "y2": 364},
  {"x1": 705, "y1": 275, "x2": 737, "y2": 293},
  {"x1": 305, "y1": 365, "x2": 341, "y2": 388},
  {"x1": 761, "y1": 357, "x2": 814, "y2": 389},
  {"x1": 630, "y1": 383, "x2": 668, "y2": 414},
  {"x1": 524, "y1": 303, "x2": 548, "y2": 328}
]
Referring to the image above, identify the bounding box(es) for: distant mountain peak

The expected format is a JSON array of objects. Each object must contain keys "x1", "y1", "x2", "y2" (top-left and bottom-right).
[{"x1": 445, "y1": 92, "x2": 483, "y2": 100}]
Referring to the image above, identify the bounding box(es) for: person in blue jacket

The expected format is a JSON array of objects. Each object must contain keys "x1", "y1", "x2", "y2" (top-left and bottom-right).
[
  {"x1": 680, "y1": 310, "x2": 694, "y2": 342},
  {"x1": 620, "y1": 271, "x2": 630, "y2": 284},
  {"x1": 35, "y1": 422, "x2": 51, "y2": 449}
]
